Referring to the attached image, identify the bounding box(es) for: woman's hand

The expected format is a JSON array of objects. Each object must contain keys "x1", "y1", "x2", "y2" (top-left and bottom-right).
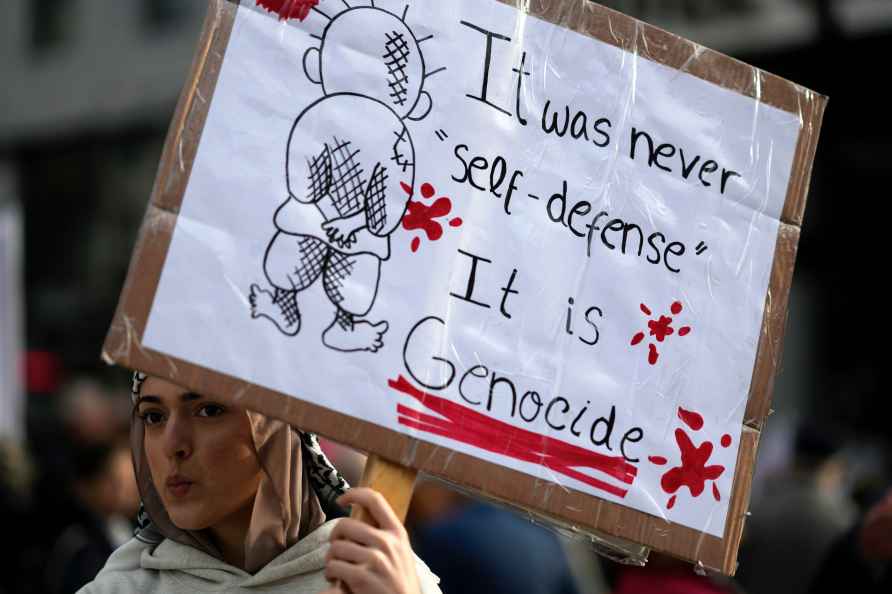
[{"x1": 321, "y1": 488, "x2": 422, "y2": 594}]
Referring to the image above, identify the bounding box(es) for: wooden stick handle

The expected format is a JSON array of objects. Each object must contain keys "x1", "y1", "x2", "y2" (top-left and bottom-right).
[
  {"x1": 352, "y1": 455, "x2": 418, "y2": 523},
  {"x1": 336, "y1": 456, "x2": 417, "y2": 593}
]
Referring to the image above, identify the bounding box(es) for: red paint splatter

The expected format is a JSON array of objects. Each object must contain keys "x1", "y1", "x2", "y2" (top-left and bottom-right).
[
  {"x1": 649, "y1": 408, "x2": 728, "y2": 510},
  {"x1": 389, "y1": 375, "x2": 639, "y2": 498},
  {"x1": 648, "y1": 344, "x2": 659, "y2": 365},
  {"x1": 659, "y1": 428, "x2": 726, "y2": 500},
  {"x1": 630, "y1": 300, "x2": 693, "y2": 365},
  {"x1": 678, "y1": 407, "x2": 704, "y2": 431},
  {"x1": 255, "y1": 0, "x2": 318, "y2": 21},
  {"x1": 648, "y1": 315, "x2": 675, "y2": 342},
  {"x1": 401, "y1": 182, "x2": 464, "y2": 252},
  {"x1": 403, "y1": 198, "x2": 452, "y2": 241},
  {"x1": 400, "y1": 182, "x2": 413, "y2": 196}
]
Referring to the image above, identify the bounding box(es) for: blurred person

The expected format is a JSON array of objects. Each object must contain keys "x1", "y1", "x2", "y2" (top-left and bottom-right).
[
  {"x1": 23, "y1": 351, "x2": 72, "y2": 551},
  {"x1": 59, "y1": 377, "x2": 126, "y2": 446},
  {"x1": 407, "y1": 479, "x2": 581, "y2": 594},
  {"x1": 28, "y1": 374, "x2": 128, "y2": 563},
  {"x1": 808, "y1": 485, "x2": 892, "y2": 594},
  {"x1": 560, "y1": 533, "x2": 611, "y2": 594},
  {"x1": 0, "y1": 437, "x2": 41, "y2": 594},
  {"x1": 608, "y1": 554, "x2": 742, "y2": 594},
  {"x1": 858, "y1": 487, "x2": 892, "y2": 563},
  {"x1": 78, "y1": 374, "x2": 441, "y2": 593},
  {"x1": 735, "y1": 421, "x2": 856, "y2": 594},
  {"x1": 46, "y1": 438, "x2": 139, "y2": 594}
]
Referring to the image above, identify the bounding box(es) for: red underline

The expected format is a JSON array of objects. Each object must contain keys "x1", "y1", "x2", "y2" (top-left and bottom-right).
[{"x1": 388, "y1": 375, "x2": 637, "y2": 499}]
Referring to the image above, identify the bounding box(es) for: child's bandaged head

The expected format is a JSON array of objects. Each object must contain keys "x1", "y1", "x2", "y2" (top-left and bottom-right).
[{"x1": 307, "y1": 7, "x2": 431, "y2": 120}]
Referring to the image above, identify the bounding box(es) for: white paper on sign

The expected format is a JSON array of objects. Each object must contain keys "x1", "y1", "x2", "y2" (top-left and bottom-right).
[{"x1": 143, "y1": 0, "x2": 801, "y2": 537}]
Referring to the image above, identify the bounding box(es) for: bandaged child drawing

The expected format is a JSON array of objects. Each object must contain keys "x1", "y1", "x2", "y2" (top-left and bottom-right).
[{"x1": 250, "y1": 5, "x2": 438, "y2": 353}]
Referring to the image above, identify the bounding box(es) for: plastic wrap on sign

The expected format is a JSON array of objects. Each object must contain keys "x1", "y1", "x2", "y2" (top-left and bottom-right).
[{"x1": 103, "y1": 0, "x2": 826, "y2": 574}]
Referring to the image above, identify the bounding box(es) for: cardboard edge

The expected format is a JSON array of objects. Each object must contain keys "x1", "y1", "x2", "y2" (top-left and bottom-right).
[
  {"x1": 103, "y1": 0, "x2": 238, "y2": 362},
  {"x1": 742, "y1": 84, "x2": 826, "y2": 428},
  {"x1": 743, "y1": 224, "x2": 801, "y2": 429},
  {"x1": 781, "y1": 95, "x2": 828, "y2": 227},
  {"x1": 153, "y1": 0, "x2": 240, "y2": 214},
  {"x1": 718, "y1": 425, "x2": 760, "y2": 575},
  {"x1": 499, "y1": 0, "x2": 824, "y2": 116}
]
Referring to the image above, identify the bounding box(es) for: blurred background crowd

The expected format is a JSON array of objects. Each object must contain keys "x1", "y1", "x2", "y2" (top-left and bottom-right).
[{"x1": 1, "y1": 1, "x2": 890, "y2": 593}]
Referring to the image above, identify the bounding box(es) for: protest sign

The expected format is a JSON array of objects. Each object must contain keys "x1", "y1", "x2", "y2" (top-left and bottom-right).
[{"x1": 104, "y1": 0, "x2": 825, "y2": 573}]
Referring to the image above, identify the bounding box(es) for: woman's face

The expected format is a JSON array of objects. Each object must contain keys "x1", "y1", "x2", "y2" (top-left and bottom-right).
[{"x1": 137, "y1": 377, "x2": 262, "y2": 531}]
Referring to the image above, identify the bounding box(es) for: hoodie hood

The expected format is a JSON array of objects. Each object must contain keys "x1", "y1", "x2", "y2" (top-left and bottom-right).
[
  {"x1": 139, "y1": 520, "x2": 336, "y2": 591},
  {"x1": 82, "y1": 518, "x2": 441, "y2": 594}
]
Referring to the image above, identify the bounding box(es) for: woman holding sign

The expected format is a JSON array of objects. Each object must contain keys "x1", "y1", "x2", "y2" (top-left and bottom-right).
[{"x1": 78, "y1": 374, "x2": 440, "y2": 594}]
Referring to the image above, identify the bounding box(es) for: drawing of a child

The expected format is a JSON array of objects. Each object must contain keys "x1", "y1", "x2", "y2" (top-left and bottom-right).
[{"x1": 250, "y1": 6, "x2": 434, "y2": 353}]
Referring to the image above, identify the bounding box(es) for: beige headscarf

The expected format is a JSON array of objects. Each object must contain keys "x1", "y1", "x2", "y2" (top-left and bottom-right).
[{"x1": 129, "y1": 372, "x2": 348, "y2": 573}]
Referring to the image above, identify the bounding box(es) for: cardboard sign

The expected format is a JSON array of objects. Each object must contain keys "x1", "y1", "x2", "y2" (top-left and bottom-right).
[{"x1": 104, "y1": 0, "x2": 825, "y2": 573}]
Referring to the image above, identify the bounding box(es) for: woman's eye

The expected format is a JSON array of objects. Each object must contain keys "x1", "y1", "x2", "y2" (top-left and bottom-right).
[
  {"x1": 141, "y1": 411, "x2": 165, "y2": 425},
  {"x1": 197, "y1": 404, "x2": 225, "y2": 418}
]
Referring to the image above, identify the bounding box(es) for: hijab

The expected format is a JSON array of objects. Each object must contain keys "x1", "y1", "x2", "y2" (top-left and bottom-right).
[{"x1": 129, "y1": 372, "x2": 349, "y2": 573}]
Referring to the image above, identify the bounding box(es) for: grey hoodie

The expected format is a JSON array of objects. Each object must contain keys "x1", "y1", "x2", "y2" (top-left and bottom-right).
[{"x1": 77, "y1": 520, "x2": 441, "y2": 593}]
